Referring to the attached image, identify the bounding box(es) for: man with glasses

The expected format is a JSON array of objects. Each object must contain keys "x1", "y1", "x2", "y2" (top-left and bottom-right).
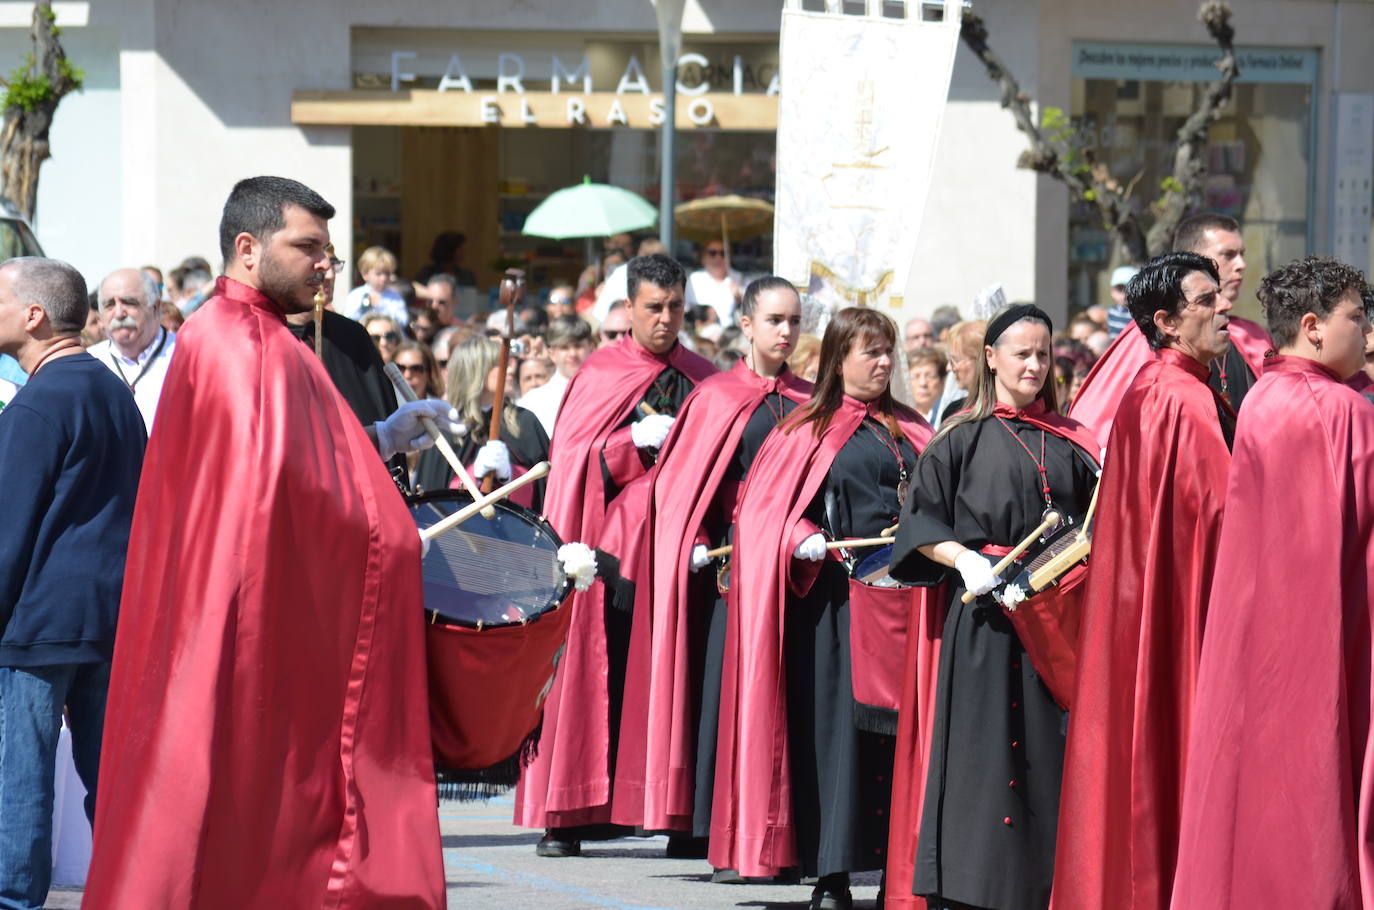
[
  {"x1": 599, "y1": 302, "x2": 631, "y2": 349},
  {"x1": 424, "y1": 273, "x2": 460, "y2": 326},
  {"x1": 84, "y1": 177, "x2": 456, "y2": 907},
  {"x1": 686, "y1": 240, "x2": 743, "y2": 326},
  {"x1": 87, "y1": 267, "x2": 178, "y2": 432}
]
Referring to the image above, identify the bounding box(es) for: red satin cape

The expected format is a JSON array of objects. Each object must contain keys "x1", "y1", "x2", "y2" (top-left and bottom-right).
[
  {"x1": 1171, "y1": 356, "x2": 1374, "y2": 908},
  {"x1": 609, "y1": 361, "x2": 812, "y2": 830},
  {"x1": 83, "y1": 278, "x2": 444, "y2": 909},
  {"x1": 514, "y1": 336, "x2": 714, "y2": 828},
  {"x1": 711, "y1": 395, "x2": 932, "y2": 877},
  {"x1": 1052, "y1": 348, "x2": 1232, "y2": 910},
  {"x1": 1070, "y1": 317, "x2": 1271, "y2": 450}
]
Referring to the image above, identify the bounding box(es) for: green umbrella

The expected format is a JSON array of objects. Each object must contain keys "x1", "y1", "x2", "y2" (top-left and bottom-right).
[{"x1": 521, "y1": 176, "x2": 657, "y2": 240}]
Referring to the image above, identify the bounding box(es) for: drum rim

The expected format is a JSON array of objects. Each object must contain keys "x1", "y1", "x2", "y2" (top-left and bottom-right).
[{"x1": 407, "y1": 487, "x2": 573, "y2": 630}]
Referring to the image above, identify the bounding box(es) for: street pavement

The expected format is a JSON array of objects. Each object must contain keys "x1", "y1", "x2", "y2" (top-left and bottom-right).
[{"x1": 42, "y1": 791, "x2": 884, "y2": 909}]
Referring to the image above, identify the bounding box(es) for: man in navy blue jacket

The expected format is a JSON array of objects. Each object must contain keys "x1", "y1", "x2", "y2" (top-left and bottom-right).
[{"x1": 0, "y1": 257, "x2": 145, "y2": 910}]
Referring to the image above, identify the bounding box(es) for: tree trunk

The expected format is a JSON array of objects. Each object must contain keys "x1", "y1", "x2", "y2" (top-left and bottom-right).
[{"x1": 0, "y1": 0, "x2": 80, "y2": 221}]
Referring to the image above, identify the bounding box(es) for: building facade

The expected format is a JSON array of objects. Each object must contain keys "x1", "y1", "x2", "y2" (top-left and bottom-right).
[{"x1": 7, "y1": 0, "x2": 1372, "y2": 324}]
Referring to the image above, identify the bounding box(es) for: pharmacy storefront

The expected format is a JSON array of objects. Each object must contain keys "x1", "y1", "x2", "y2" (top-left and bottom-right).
[{"x1": 293, "y1": 31, "x2": 781, "y2": 291}]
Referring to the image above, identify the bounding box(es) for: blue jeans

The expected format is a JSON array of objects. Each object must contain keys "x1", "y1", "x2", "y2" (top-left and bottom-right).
[{"x1": 0, "y1": 662, "x2": 109, "y2": 910}]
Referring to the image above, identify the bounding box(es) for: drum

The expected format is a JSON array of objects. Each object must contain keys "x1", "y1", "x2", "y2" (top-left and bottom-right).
[{"x1": 409, "y1": 490, "x2": 574, "y2": 793}]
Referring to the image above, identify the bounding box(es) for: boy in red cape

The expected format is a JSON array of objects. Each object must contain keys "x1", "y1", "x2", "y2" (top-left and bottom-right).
[
  {"x1": 1171, "y1": 256, "x2": 1374, "y2": 908},
  {"x1": 515, "y1": 254, "x2": 714, "y2": 854},
  {"x1": 84, "y1": 177, "x2": 461, "y2": 908},
  {"x1": 1053, "y1": 252, "x2": 1236, "y2": 910},
  {"x1": 1070, "y1": 213, "x2": 1271, "y2": 449}
]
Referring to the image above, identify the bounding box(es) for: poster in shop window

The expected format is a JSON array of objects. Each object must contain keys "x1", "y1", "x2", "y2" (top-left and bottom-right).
[{"x1": 774, "y1": 0, "x2": 961, "y2": 323}]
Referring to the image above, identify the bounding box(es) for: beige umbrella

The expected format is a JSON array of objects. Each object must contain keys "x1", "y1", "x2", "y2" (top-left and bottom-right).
[{"x1": 674, "y1": 195, "x2": 774, "y2": 272}]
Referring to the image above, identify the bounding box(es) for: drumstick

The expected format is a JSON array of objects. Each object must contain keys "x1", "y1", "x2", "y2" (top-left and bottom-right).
[
  {"x1": 959, "y1": 510, "x2": 1060, "y2": 604},
  {"x1": 638, "y1": 401, "x2": 658, "y2": 418},
  {"x1": 385, "y1": 362, "x2": 495, "y2": 519},
  {"x1": 703, "y1": 536, "x2": 893, "y2": 561},
  {"x1": 420, "y1": 461, "x2": 551, "y2": 542}
]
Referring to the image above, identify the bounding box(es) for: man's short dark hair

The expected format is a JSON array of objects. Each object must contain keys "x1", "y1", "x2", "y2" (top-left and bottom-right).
[
  {"x1": 627, "y1": 253, "x2": 686, "y2": 302},
  {"x1": 5, "y1": 257, "x2": 89, "y2": 333},
  {"x1": 219, "y1": 176, "x2": 335, "y2": 263},
  {"x1": 1259, "y1": 256, "x2": 1372, "y2": 349},
  {"x1": 929, "y1": 304, "x2": 962, "y2": 339},
  {"x1": 546, "y1": 314, "x2": 593, "y2": 347},
  {"x1": 1172, "y1": 213, "x2": 1241, "y2": 255},
  {"x1": 1126, "y1": 251, "x2": 1220, "y2": 351}
]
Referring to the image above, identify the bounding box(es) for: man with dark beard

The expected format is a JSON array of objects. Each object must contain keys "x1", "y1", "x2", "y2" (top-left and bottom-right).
[{"x1": 84, "y1": 176, "x2": 458, "y2": 909}]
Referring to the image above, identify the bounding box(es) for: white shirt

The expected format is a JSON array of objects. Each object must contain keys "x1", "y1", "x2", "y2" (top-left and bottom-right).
[
  {"x1": 516, "y1": 371, "x2": 570, "y2": 440},
  {"x1": 343, "y1": 285, "x2": 410, "y2": 327},
  {"x1": 592, "y1": 263, "x2": 630, "y2": 323},
  {"x1": 88, "y1": 327, "x2": 177, "y2": 432},
  {"x1": 685, "y1": 268, "x2": 743, "y2": 326}
]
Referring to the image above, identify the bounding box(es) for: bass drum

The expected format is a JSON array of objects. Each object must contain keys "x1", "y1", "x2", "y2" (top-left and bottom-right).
[{"x1": 409, "y1": 489, "x2": 573, "y2": 792}]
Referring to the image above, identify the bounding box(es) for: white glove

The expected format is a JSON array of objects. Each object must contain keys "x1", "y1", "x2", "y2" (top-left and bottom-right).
[
  {"x1": 375, "y1": 401, "x2": 466, "y2": 459},
  {"x1": 690, "y1": 543, "x2": 711, "y2": 572},
  {"x1": 793, "y1": 532, "x2": 827, "y2": 562},
  {"x1": 419, "y1": 527, "x2": 431, "y2": 559},
  {"x1": 473, "y1": 440, "x2": 512, "y2": 481},
  {"x1": 630, "y1": 414, "x2": 675, "y2": 450},
  {"x1": 955, "y1": 549, "x2": 999, "y2": 597}
]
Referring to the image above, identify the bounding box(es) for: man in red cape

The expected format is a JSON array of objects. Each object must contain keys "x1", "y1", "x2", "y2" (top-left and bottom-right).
[
  {"x1": 1170, "y1": 256, "x2": 1374, "y2": 908},
  {"x1": 713, "y1": 392, "x2": 933, "y2": 878},
  {"x1": 84, "y1": 178, "x2": 459, "y2": 908},
  {"x1": 1070, "y1": 213, "x2": 1271, "y2": 449},
  {"x1": 1053, "y1": 252, "x2": 1236, "y2": 910},
  {"x1": 609, "y1": 358, "x2": 811, "y2": 837},
  {"x1": 515, "y1": 254, "x2": 714, "y2": 852}
]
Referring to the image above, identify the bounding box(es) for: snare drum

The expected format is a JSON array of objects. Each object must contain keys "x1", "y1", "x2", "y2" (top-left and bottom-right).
[{"x1": 409, "y1": 490, "x2": 574, "y2": 781}]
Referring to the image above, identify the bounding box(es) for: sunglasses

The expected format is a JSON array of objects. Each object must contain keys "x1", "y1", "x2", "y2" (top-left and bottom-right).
[
  {"x1": 369, "y1": 331, "x2": 401, "y2": 344},
  {"x1": 603, "y1": 329, "x2": 627, "y2": 340},
  {"x1": 396, "y1": 363, "x2": 427, "y2": 374},
  {"x1": 703, "y1": 249, "x2": 725, "y2": 258}
]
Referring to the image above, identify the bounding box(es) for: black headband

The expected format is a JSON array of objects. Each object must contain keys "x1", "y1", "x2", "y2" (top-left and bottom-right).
[{"x1": 984, "y1": 304, "x2": 1054, "y2": 347}]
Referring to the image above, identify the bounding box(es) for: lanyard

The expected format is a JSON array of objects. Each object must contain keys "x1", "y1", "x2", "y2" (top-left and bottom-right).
[
  {"x1": 109, "y1": 327, "x2": 168, "y2": 391},
  {"x1": 995, "y1": 415, "x2": 1053, "y2": 510},
  {"x1": 865, "y1": 417, "x2": 910, "y2": 503}
]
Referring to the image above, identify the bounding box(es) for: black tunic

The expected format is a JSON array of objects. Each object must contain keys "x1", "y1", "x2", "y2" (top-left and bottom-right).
[
  {"x1": 787, "y1": 417, "x2": 917, "y2": 878},
  {"x1": 1208, "y1": 341, "x2": 1256, "y2": 411},
  {"x1": 286, "y1": 311, "x2": 407, "y2": 489},
  {"x1": 890, "y1": 416, "x2": 1097, "y2": 910},
  {"x1": 411, "y1": 405, "x2": 550, "y2": 514},
  {"x1": 599, "y1": 365, "x2": 694, "y2": 503},
  {"x1": 692, "y1": 391, "x2": 799, "y2": 838}
]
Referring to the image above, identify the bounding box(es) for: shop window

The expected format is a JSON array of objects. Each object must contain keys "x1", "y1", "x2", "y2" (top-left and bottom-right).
[{"x1": 1068, "y1": 42, "x2": 1318, "y2": 319}]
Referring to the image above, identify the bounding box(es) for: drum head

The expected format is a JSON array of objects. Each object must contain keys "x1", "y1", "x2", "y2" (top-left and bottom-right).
[
  {"x1": 409, "y1": 490, "x2": 571, "y2": 629},
  {"x1": 853, "y1": 544, "x2": 912, "y2": 588}
]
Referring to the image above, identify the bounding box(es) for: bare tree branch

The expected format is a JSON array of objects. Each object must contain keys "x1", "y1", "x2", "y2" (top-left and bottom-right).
[
  {"x1": 0, "y1": 0, "x2": 82, "y2": 220},
  {"x1": 961, "y1": 1, "x2": 1239, "y2": 264},
  {"x1": 1145, "y1": 1, "x2": 1240, "y2": 255}
]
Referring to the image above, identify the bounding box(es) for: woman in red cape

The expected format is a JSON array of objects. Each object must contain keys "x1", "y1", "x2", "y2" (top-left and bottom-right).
[
  {"x1": 717, "y1": 308, "x2": 932, "y2": 909},
  {"x1": 1052, "y1": 253, "x2": 1236, "y2": 910},
  {"x1": 608, "y1": 279, "x2": 811, "y2": 847},
  {"x1": 889, "y1": 305, "x2": 1098, "y2": 910},
  {"x1": 1171, "y1": 257, "x2": 1374, "y2": 909}
]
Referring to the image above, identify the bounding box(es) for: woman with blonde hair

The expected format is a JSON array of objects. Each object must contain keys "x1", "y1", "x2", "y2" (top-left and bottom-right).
[{"x1": 413, "y1": 336, "x2": 549, "y2": 510}]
